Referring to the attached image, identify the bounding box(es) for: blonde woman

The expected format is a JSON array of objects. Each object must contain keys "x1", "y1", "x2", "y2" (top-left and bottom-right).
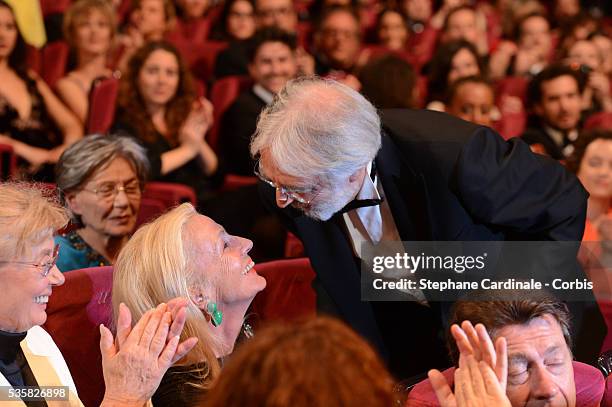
[
  {"x1": 112, "y1": 203, "x2": 266, "y2": 406},
  {"x1": 56, "y1": 0, "x2": 117, "y2": 125},
  {"x1": 0, "y1": 183, "x2": 196, "y2": 406}
]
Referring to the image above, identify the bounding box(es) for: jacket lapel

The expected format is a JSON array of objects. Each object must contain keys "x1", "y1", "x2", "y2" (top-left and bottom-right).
[
  {"x1": 376, "y1": 133, "x2": 433, "y2": 241},
  {"x1": 21, "y1": 340, "x2": 80, "y2": 406}
]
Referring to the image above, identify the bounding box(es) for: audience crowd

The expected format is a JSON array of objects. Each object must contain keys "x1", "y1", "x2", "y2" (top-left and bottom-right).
[{"x1": 0, "y1": 0, "x2": 611, "y2": 405}]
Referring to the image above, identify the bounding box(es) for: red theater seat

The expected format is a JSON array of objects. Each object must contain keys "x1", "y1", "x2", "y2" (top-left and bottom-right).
[
  {"x1": 166, "y1": 18, "x2": 211, "y2": 44},
  {"x1": 169, "y1": 40, "x2": 228, "y2": 81},
  {"x1": 406, "y1": 361, "x2": 605, "y2": 407},
  {"x1": 25, "y1": 42, "x2": 69, "y2": 88},
  {"x1": 136, "y1": 196, "x2": 168, "y2": 227},
  {"x1": 135, "y1": 182, "x2": 197, "y2": 224},
  {"x1": 496, "y1": 76, "x2": 529, "y2": 105},
  {"x1": 221, "y1": 174, "x2": 257, "y2": 191},
  {"x1": 584, "y1": 112, "x2": 612, "y2": 130},
  {"x1": 43, "y1": 266, "x2": 113, "y2": 407},
  {"x1": 40, "y1": 41, "x2": 69, "y2": 88},
  {"x1": 40, "y1": 0, "x2": 72, "y2": 16},
  {"x1": 249, "y1": 258, "x2": 316, "y2": 322},
  {"x1": 284, "y1": 232, "x2": 305, "y2": 258},
  {"x1": 142, "y1": 181, "x2": 197, "y2": 206},
  {"x1": 87, "y1": 76, "x2": 120, "y2": 134}
]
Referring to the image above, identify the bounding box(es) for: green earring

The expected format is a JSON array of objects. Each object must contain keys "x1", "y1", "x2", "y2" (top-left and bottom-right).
[{"x1": 206, "y1": 301, "x2": 223, "y2": 327}]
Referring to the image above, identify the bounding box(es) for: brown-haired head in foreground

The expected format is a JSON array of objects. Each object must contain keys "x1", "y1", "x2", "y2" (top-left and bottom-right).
[
  {"x1": 203, "y1": 316, "x2": 398, "y2": 407},
  {"x1": 448, "y1": 289, "x2": 572, "y2": 364}
]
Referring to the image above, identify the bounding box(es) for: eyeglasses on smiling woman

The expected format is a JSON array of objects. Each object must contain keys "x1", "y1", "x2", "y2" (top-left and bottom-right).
[{"x1": 0, "y1": 244, "x2": 60, "y2": 277}]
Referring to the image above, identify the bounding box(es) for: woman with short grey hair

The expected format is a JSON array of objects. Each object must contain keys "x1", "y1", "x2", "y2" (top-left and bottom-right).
[{"x1": 54, "y1": 134, "x2": 150, "y2": 272}]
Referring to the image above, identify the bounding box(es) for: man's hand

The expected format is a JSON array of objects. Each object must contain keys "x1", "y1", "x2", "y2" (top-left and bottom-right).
[
  {"x1": 454, "y1": 355, "x2": 512, "y2": 407},
  {"x1": 99, "y1": 301, "x2": 198, "y2": 407},
  {"x1": 429, "y1": 321, "x2": 508, "y2": 407},
  {"x1": 430, "y1": 353, "x2": 511, "y2": 407},
  {"x1": 451, "y1": 321, "x2": 507, "y2": 390}
]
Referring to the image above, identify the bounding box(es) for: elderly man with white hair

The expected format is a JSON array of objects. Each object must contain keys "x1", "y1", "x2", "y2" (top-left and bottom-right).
[{"x1": 250, "y1": 76, "x2": 605, "y2": 379}]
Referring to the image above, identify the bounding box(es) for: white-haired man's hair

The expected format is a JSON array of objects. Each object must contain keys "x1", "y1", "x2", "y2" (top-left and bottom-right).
[{"x1": 250, "y1": 77, "x2": 382, "y2": 182}]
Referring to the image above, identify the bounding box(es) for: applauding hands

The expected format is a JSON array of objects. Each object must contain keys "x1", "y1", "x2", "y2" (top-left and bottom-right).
[
  {"x1": 429, "y1": 321, "x2": 510, "y2": 407},
  {"x1": 99, "y1": 299, "x2": 198, "y2": 407}
]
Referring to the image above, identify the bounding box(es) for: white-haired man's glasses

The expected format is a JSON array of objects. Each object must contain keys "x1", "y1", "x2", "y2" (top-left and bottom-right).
[{"x1": 254, "y1": 165, "x2": 318, "y2": 205}]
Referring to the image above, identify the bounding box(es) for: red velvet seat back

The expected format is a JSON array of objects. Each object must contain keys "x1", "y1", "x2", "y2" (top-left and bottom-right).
[
  {"x1": 249, "y1": 258, "x2": 316, "y2": 322},
  {"x1": 169, "y1": 39, "x2": 228, "y2": 81},
  {"x1": 142, "y1": 181, "x2": 197, "y2": 206},
  {"x1": 135, "y1": 182, "x2": 197, "y2": 225},
  {"x1": 43, "y1": 266, "x2": 113, "y2": 407},
  {"x1": 495, "y1": 76, "x2": 529, "y2": 105},
  {"x1": 40, "y1": 41, "x2": 69, "y2": 88},
  {"x1": 136, "y1": 197, "x2": 168, "y2": 227},
  {"x1": 584, "y1": 112, "x2": 612, "y2": 131},
  {"x1": 40, "y1": 0, "x2": 72, "y2": 16},
  {"x1": 406, "y1": 361, "x2": 605, "y2": 407},
  {"x1": 86, "y1": 76, "x2": 120, "y2": 134},
  {"x1": 166, "y1": 18, "x2": 212, "y2": 44}
]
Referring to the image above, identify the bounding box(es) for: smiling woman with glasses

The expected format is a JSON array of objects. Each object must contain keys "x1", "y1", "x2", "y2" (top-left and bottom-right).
[
  {"x1": 0, "y1": 244, "x2": 61, "y2": 277},
  {"x1": 54, "y1": 134, "x2": 150, "y2": 272}
]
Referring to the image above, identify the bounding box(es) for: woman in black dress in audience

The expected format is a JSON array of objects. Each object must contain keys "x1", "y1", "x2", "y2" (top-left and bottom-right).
[
  {"x1": 114, "y1": 41, "x2": 219, "y2": 202},
  {"x1": 0, "y1": 0, "x2": 82, "y2": 181}
]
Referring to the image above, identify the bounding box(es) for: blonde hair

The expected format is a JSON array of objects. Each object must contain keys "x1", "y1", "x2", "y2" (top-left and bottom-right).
[
  {"x1": 0, "y1": 183, "x2": 68, "y2": 261},
  {"x1": 112, "y1": 203, "x2": 220, "y2": 388},
  {"x1": 63, "y1": 0, "x2": 117, "y2": 49}
]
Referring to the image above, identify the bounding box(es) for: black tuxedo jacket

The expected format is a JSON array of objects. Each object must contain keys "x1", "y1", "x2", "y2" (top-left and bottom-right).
[
  {"x1": 220, "y1": 89, "x2": 266, "y2": 176},
  {"x1": 260, "y1": 109, "x2": 605, "y2": 377}
]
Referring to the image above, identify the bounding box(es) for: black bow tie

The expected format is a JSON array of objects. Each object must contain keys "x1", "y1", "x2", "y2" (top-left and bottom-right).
[
  {"x1": 337, "y1": 162, "x2": 384, "y2": 213},
  {"x1": 338, "y1": 197, "x2": 384, "y2": 213}
]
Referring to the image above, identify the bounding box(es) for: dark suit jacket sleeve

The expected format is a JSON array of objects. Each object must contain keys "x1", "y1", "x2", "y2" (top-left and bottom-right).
[{"x1": 454, "y1": 127, "x2": 587, "y2": 241}]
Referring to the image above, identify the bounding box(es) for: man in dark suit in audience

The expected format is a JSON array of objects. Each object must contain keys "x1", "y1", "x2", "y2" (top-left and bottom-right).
[
  {"x1": 250, "y1": 77, "x2": 606, "y2": 380},
  {"x1": 522, "y1": 64, "x2": 584, "y2": 159},
  {"x1": 220, "y1": 27, "x2": 298, "y2": 176}
]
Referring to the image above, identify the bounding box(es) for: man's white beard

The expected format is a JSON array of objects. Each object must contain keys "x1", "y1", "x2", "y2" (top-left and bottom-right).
[{"x1": 298, "y1": 184, "x2": 357, "y2": 221}]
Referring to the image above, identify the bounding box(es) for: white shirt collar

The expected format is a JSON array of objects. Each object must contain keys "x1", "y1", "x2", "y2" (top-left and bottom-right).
[
  {"x1": 253, "y1": 84, "x2": 275, "y2": 105},
  {"x1": 354, "y1": 161, "x2": 381, "y2": 202}
]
